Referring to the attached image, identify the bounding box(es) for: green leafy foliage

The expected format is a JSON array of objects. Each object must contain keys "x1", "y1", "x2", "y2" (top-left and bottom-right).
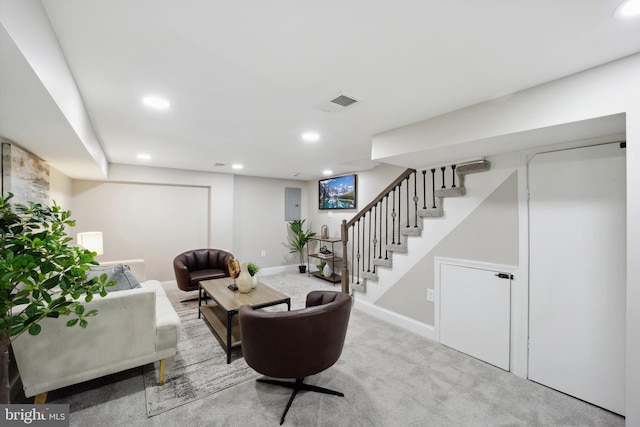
[
  {"x1": 0, "y1": 193, "x2": 115, "y2": 352},
  {"x1": 247, "y1": 262, "x2": 260, "y2": 276},
  {"x1": 288, "y1": 219, "x2": 316, "y2": 266}
]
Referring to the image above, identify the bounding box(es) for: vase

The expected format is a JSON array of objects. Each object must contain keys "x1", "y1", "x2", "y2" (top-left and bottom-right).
[
  {"x1": 322, "y1": 263, "x2": 332, "y2": 278},
  {"x1": 237, "y1": 263, "x2": 253, "y2": 293},
  {"x1": 251, "y1": 274, "x2": 258, "y2": 288},
  {"x1": 321, "y1": 225, "x2": 329, "y2": 239}
]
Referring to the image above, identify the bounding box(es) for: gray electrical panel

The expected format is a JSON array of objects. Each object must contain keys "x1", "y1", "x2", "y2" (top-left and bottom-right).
[{"x1": 284, "y1": 187, "x2": 301, "y2": 221}]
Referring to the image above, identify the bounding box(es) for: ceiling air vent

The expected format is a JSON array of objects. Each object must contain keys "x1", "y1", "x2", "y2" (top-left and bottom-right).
[
  {"x1": 317, "y1": 92, "x2": 360, "y2": 113},
  {"x1": 331, "y1": 94, "x2": 358, "y2": 107}
]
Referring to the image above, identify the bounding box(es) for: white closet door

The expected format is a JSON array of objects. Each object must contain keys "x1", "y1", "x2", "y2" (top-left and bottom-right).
[
  {"x1": 440, "y1": 263, "x2": 511, "y2": 371},
  {"x1": 528, "y1": 143, "x2": 626, "y2": 415}
]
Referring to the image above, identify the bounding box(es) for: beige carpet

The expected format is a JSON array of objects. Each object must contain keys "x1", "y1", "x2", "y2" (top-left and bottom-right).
[
  {"x1": 142, "y1": 285, "x2": 259, "y2": 416},
  {"x1": 36, "y1": 272, "x2": 624, "y2": 426}
]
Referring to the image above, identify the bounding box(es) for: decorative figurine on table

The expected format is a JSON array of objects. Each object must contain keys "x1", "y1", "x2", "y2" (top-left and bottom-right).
[{"x1": 227, "y1": 257, "x2": 241, "y2": 291}]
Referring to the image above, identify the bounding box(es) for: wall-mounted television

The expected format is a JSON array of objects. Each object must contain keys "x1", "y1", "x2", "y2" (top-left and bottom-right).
[{"x1": 319, "y1": 174, "x2": 357, "y2": 210}]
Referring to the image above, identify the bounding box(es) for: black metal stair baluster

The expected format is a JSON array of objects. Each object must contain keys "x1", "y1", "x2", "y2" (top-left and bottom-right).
[
  {"x1": 422, "y1": 170, "x2": 427, "y2": 209},
  {"x1": 356, "y1": 219, "x2": 361, "y2": 284},
  {"x1": 367, "y1": 209, "x2": 372, "y2": 272},
  {"x1": 351, "y1": 225, "x2": 356, "y2": 284},
  {"x1": 413, "y1": 170, "x2": 419, "y2": 228},
  {"x1": 405, "y1": 176, "x2": 410, "y2": 228},
  {"x1": 397, "y1": 181, "x2": 402, "y2": 245},
  {"x1": 385, "y1": 194, "x2": 389, "y2": 260},
  {"x1": 441, "y1": 166, "x2": 446, "y2": 189},
  {"x1": 451, "y1": 164, "x2": 457, "y2": 188},
  {"x1": 391, "y1": 189, "x2": 396, "y2": 245},
  {"x1": 372, "y1": 203, "x2": 378, "y2": 273},
  {"x1": 379, "y1": 199, "x2": 384, "y2": 259},
  {"x1": 431, "y1": 168, "x2": 436, "y2": 208},
  {"x1": 362, "y1": 212, "x2": 367, "y2": 277}
]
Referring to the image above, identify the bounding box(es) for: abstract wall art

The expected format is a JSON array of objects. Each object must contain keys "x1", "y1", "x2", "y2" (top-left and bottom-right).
[{"x1": 1, "y1": 141, "x2": 50, "y2": 206}]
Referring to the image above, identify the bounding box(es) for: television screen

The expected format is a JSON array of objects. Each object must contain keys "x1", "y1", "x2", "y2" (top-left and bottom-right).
[{"x1": 319, "y1": 174, "x2": 357, "y2": 210}]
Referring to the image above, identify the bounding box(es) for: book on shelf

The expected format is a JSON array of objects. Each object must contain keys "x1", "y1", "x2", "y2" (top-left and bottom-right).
[{"x1": 316, "y1": 252, "x2": 334, "y2": 259}]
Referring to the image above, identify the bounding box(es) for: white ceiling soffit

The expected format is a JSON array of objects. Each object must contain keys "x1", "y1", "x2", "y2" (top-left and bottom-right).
[
  {"x1": 377, "y1": 114, "x2": 627, "y2": 170},
  {"x1": 0, "y1": 23, "x2": 107, "y2": 179}
]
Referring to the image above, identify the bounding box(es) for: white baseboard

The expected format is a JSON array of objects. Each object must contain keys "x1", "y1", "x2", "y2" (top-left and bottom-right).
[
  {"x1": 260, "y1": 265, "x2": 299, "y2": 276},
  {"x1": 353, "y1": 297, "x2": 435, "y2": 341}
]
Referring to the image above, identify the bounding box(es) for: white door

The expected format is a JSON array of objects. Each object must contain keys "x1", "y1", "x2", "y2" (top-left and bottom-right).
[
  {"x1": 528, "y1": 143, "x2": 626, "y2": 415},
  {"x1": 440, "y1": 263, "x2": 511, "y2": 370}
]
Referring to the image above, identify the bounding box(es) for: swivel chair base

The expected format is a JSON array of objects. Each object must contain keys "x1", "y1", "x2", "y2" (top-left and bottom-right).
[{"x1": 257, "y1": 377, "x2": 344, "y2": 425}]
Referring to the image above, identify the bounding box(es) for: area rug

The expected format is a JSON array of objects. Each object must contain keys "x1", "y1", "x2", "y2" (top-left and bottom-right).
[{"x1": 142, "y1": 285, "x2": 260, "y2": 417}]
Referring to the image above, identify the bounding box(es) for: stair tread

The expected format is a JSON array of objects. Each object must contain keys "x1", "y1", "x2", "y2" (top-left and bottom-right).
[
  {"x1": 457, "y1": 160, "x2": 490, "y2": 175},
  {"x1": 386, "y1": 243, "x2": 407, "y2": 253},
  {"x1": 419, "y1": 208, "x2": 443, "y2": 218},
  {"x1": 436, "y1": 187, "x2": 466, "y2": 198},
  {"x1": 402, "y1": 227, "x2": 422, "y2": 236},
  {"x1": 373, "y1": 258, "x2": 393, "y2": 268}
]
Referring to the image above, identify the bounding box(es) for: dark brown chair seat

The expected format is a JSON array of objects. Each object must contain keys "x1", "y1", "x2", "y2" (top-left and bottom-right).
[
  {"x1": 173, "y1": 248, "x2": 234, "y2": 291},
  {"x1": 239, "y1": 290, "x2": 352, "y2": 425}
]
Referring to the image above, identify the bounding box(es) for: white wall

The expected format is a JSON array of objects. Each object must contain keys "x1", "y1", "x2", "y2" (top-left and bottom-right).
[
  {"x1": 107, "y1": 164, "x2": 235, "y2": 252},
  {"x1": 49, "y1": 166, "x2": 72, "y2": 209},
  {"x1": 71, "y1": 164, "x2": 314, "y2": 280},
  {"x1": 233, "y1": 175, "x2": 309, "y2": 268},
  {"x1": 72, "y1": 181, "x2": 208, "y2": 281}
]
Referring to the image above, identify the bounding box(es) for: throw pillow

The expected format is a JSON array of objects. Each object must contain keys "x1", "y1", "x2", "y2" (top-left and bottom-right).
[{"x1": 87, "y1": 264, "x2": 142, "y2": 292}]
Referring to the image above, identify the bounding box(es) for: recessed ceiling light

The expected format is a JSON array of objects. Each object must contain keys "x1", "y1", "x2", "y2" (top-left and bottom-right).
[
  {"x1": 302, "y1": 132, "x2": 320, "y2": 143},
  {"x1": 142, "y1": 96, "x2": 170, "y2": 110},
  {"x1": 322, "y1": 170, "x2": 333, "y2": 176},
  {"x1": 232, "y1": 164, "x2": 243, "y2": 170},
  {"x1": 137, "y1": 153, "x2": 151, "y2": 160},
  {"x1": 615, "y1": 0, "x2": 640, "y2": 17}
]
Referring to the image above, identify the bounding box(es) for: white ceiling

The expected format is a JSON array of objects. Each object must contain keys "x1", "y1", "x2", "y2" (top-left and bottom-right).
[{"x1": 2, "y1": 0, "x2": 640, "y2": 180}]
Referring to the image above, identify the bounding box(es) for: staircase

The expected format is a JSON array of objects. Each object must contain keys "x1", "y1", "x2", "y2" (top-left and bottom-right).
[{"x1": 339, "y1": 160, "x2": 491, "y2": 294}]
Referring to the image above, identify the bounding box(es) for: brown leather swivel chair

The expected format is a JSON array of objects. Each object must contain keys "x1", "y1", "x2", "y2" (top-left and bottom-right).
[
  {"x1": 238, "y1": 290, "x2": 352, "y2": 425},
  {"x1": 173, "y1": 248, "x2": 235, "y2": 291}
]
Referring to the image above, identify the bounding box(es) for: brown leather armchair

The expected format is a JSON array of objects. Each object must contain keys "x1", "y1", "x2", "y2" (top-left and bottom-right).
[
  {"x1": 173, "y1": 248, "x2": 235, "y2": 291},
  {"x1": 239, "y1": 290, "x2": 352, "y2": 425}
]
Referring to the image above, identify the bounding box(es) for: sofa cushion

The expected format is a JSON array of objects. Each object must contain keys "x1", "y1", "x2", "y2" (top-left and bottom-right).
[{"x1": 88, "y1": 264, "x2": 142, "y2": 292}]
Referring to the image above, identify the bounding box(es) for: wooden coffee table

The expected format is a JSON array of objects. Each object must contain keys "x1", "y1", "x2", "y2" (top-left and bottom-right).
[{"x1": 198, "y1": 277, "x2": 290, "y2": 363}]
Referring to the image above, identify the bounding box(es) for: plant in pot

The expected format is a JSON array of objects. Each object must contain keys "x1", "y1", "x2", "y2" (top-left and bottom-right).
[
  {"x1": 288, "y1": 219, "x2": 316, "y2": 273},
  {"x1": 316, "y1": 261, "x2": 326, "y2": 275},
  {"x1": 0, "y1": 193, "x2": 114, "y2": 404},
  {"x1": 247, "y1": 262, "x2": 260, "y2": 287}
]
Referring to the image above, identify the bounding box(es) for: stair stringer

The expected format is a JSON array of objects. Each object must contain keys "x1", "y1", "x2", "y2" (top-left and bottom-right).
[{"x1": 356, "y1": 166, "x2": 516, "y2": 305}]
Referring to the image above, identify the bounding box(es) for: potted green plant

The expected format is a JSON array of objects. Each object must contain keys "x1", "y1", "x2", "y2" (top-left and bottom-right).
[
  {"x1": 247, "y1": 262, "x2": 260, "y2": 287},
  {"x1": 288, "y1": 219, "x2": 316, "y2": 273},
  {"x1": 247, "y1": 262, "x2": 260, "y2": 277},
  {"x1": 316, "y1": 261, "x2": 326, "y2": 274},
  {"x1": 0, "y1": 193, "x2": 114, "y2": 404}
]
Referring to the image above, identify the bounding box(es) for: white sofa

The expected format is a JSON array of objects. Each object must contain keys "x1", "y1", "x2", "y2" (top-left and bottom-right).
[{"x1": 11, "y1": 259, "x2": 180, "y2": 403}]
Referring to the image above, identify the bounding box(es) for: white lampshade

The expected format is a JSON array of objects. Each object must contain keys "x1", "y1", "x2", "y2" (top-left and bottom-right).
[{"x1": 77, "y1": 232, "x2": 104, "y2": 255}]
